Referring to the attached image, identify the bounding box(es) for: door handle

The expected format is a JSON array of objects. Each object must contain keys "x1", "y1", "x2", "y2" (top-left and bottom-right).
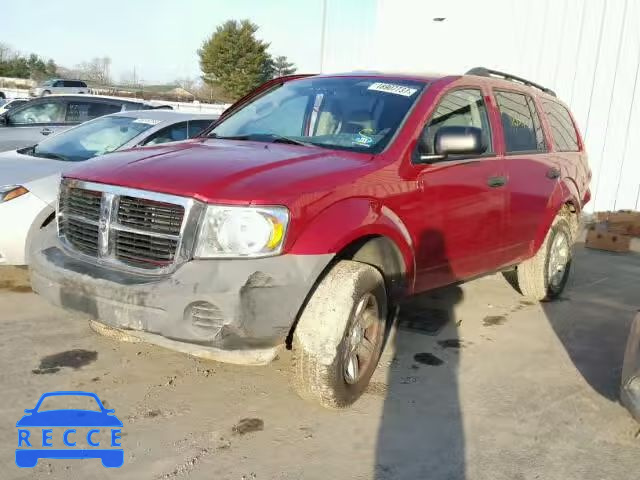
[
  {"x1": 487, "y1": 176, "x2": 507, "y2": 188},
  {"x1": 546, "y1": 167, "x2": 561, "y2": 179},
  {"x1": 40, "y1": 127, "x2": 53, "y2": 136}
]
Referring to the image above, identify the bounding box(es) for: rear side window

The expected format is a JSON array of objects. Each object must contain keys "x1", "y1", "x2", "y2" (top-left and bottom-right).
[
  {"x1": 421, "y1": 88, "x2": 493, "y2": 154},
  {"x1": 63, "y1": 80, "x2": 86, "y2": 87},
  {"x1": 495, "y1": 90, "x2": 546, "y2": 153},
  {"x1": 542, "y1": 101, "x2": 579, "y2": 152},
  {"x1": 65, "y1": 102, "x2": 122, "y2": 123}
]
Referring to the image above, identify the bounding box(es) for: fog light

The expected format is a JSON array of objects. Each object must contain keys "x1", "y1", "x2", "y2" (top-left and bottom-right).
[{"x1": 185, "y1": 301, "x2": 224, "y2": 337}]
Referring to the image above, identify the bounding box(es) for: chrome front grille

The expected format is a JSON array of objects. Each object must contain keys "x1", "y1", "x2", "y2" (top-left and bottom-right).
[
  {"x1": 59, "y1": 216, "x2": 99, "y2": 256},
  {"x1": 117, "y1": 196, "x2": 184, "y2": 235},
  {"x1": 57, "y1": 180, "x2": 201, "y2": 274},
  {"x1": 114, "y1": 230, "x2": 179, "y2": 267},
  {"x1": 59, "y1": 186, "x2": 102, "y2": 221}
]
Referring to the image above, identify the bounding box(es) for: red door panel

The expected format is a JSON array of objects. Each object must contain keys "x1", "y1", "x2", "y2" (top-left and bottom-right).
[
  {"x1": 502, "y1": 154, "x2": 560, "y2": 264},
  {"x1": 395, "y1": 157, "x2": 505, "y2": 292}
]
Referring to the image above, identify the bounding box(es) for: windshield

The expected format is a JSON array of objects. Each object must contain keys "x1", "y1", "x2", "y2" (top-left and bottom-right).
[
  {"x1": 210, "y1": 77, "x2": 426, "y2": 153},
  {"x1": 30, "y1": 115, "x2": 157, "y2": 162},
  {"x1": 41, "y1": 79, "x2": 55, "y2": 86},
  {"x1": 36, "y1": 394, "x2": 102, "y2": 412}
]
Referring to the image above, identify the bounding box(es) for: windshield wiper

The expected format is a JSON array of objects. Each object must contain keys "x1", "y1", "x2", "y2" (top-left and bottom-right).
[
  {"x1": 31, "y1": 150, "x2": 70, "y2": 162},
  {"x1": 208, "y1": 133, "x2": 252, "y2": 141},
  {"x1": 210, "y1": 132, "x2": 314, "y2": 147},
  {"x1": 268, "y1": 135, "x2": 315, "y2": 147}
]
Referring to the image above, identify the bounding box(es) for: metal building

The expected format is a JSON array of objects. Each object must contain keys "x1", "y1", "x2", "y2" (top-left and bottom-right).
[{"x1": 322, "y1": 0, "x2": 640, "y2": 211}]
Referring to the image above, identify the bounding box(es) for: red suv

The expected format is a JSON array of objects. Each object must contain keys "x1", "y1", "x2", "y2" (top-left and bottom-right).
[{"x1": 30, "y1": 68, "x2": 590, "y2": 408}]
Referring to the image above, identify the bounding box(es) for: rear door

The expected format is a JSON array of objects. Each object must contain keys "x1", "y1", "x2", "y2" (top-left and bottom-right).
[
  {"x1": 65, "y1": 100, "x2": 123, "y2": 124},
  {"x1": 411, "y1": 86, "x2": 506, "y2": 290},
  {"x1": 52, "y1": 80, "x2": 65, "y2": 95},
  {"x1": 496, "y1": 90, "x2": 558, "y2": 265}
]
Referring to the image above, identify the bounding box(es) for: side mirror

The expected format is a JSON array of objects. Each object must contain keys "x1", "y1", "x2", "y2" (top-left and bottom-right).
[
  {"x1": 417, "y1": 126, "x2": 486, "y2": 163},
  {"x1": 24, "y1": 409, "x2": 34, "y2": 414}
]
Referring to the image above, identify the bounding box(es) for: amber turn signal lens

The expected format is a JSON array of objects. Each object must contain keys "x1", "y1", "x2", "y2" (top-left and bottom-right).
[{"x1": 0, "y1": 186, "x2": 29, "y2": 203}]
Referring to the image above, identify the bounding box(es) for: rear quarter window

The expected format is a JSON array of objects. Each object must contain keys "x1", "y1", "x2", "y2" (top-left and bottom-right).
[{"x1": 542, "y1": 101, "x2": 580, "y2": 152}]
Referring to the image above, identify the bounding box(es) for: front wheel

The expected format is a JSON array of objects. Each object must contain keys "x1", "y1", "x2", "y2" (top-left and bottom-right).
[
  {"x1": 291, "y1": 260, "x2": 387, "y2": 408},
  {"x1": 509, "y1": 215, "x2": 574, "y2": 301}
]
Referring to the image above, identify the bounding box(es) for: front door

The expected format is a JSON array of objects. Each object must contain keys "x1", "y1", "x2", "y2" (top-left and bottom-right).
[
  {"x1": 0, "y1": 100, "x2": 68, "y2": 151},
  {"x1": 410, "y1": 87, "x2": 506, "y2": 291}
]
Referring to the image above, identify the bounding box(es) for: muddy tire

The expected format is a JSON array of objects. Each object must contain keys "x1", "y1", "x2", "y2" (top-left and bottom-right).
[
  {"x1": 291, "y1": 260, "x2": 387, "y2": 409},
  {"x1": 510, "y1": 213, "x2": 575, "y2": 301}
]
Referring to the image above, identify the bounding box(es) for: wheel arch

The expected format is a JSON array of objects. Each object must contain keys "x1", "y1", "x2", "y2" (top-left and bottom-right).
[
  {"x1": 24, "y1": 206, "x2": 55, "y2": 264},
  {"x1": 531, "y1": 180, "x2": 581, "y2": 255},
  {"x1": 285, "y1": 198, "x2": 415, "y2": 348}
]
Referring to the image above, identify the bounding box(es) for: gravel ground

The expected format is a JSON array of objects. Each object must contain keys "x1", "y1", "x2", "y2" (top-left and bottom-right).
[{"x1": 0, "y1": 245, "x2": 638, "y2": 479}]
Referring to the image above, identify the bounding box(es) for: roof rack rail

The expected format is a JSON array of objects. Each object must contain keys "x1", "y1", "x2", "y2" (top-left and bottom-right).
[{"x1": 465, "y1": 67, "x2": 556, "y2": 97}]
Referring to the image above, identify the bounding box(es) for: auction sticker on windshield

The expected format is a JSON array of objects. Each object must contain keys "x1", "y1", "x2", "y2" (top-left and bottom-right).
[
  {"x1": 132, "y1": 118, "x2": 161, "y2": 125},
  {"x1": 15, "y1": 391, "x2": 123, "y2": 468},
  {"x1": 367, "y1": 82, "x2": 418, "y2": 97}
]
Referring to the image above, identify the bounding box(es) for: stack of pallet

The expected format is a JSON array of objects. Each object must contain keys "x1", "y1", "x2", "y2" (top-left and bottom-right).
[{"x1": 585, "y1": 211, "x2": 640, "y2": 253}]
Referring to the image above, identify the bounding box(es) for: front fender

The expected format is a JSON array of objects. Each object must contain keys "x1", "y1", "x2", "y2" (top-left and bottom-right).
[
  {"x1": 531, "y1": 180, "x2": 580, "y2": 254},
  {"x1": 288, "y1": 198, "x2": 415, "y2": 286}
]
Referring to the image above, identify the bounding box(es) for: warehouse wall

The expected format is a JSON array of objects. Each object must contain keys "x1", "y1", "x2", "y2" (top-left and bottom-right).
[{"x1": 324, "y1": 0, "x2": 640, "y2": 211}]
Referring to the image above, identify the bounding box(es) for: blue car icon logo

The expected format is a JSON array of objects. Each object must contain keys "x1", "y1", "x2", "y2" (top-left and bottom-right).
[{"x1": 16, "y1": 391, "x2": 123, "y2": 468}]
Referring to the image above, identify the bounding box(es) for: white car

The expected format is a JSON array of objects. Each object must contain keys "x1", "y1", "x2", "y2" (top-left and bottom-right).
[
  {"x1": 0, "y1": 98, "x2": 30, "y2": 115},
  {"x1": 29, "y1": 79, "x2": 89, "y2": 97},
  {"x1": 0, "y1": 110, "x2": 217, "y2": 265}
]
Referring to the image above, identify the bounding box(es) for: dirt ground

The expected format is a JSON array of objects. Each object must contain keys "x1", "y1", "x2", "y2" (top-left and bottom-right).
[{"x1": 0, "y1": 245, "x2": 639, "y2": 479}]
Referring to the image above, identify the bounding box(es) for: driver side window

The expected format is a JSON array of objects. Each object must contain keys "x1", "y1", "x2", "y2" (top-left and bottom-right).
[
  {"x1": 9, "y1": 101, "x2": 65, "y2": 125},
  {"x1": 245, "y1": 95, "x2": 309, "y2": 136},
  {"x1": 421, "y1": 89, "x2": 492, "y2": 155}
]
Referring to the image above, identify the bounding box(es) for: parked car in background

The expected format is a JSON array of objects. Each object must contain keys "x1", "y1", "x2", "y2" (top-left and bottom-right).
[
  {"x1": 0, "y1": 110, "x2": 217, "y2": 265},
  {"x1": 29, "y1": 79, "x2": 88, "y2": 97},
  {"x1": 0, "y1": 95, "x2": 168, "y2": 152},
  {"x1": 29, "y1": 69, "x2": 590, "y2": 408},
  {"x1": 0, "y1": 98, "x2": 29, "y2": 114}
]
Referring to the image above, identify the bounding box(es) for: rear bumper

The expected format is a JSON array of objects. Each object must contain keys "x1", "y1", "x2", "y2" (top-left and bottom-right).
[
  {"x1": 30, "y1": 226, "x2": 333, "y2": 364},
  {"x1": 621, "y1": 312, "x2": 640, "y2": 422}
]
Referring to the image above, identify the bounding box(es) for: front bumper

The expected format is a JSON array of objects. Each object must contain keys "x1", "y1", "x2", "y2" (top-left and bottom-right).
[
  {"x1": 621, "y1": 312, "x2": 640, "y2": 421},
  {"x1": 30, "y1": 226, "x2": 333, "y2": 364}
]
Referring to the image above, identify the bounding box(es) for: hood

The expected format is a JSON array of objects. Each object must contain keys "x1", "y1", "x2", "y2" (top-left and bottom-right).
[
  {"x1": 64, "y1": 138, "x2": 373, "y2": 204},
  {"x1": 0, "y1": 150, "x2": 72, "y2": 205},
  {"x1": 0, "y1": 150, "x2": 69, "y2": 186}
]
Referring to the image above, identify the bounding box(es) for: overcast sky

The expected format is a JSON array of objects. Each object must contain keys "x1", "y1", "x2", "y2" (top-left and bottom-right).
[{"x1": 3, "y1": 0, "x2": 375, "y2": 84}]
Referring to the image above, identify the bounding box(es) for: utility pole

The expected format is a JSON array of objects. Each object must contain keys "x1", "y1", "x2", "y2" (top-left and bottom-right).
[{"x1": 319, "y1": 0, "x2": 327, "y2": 72}]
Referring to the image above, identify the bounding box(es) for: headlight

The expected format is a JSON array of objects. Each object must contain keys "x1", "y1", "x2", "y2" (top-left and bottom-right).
[
  {"x1": 0, "y1": 185, "x2": 28, "y2": 203},
  {"x1": 194, "y1": 205, "x2": 289, "y2": 258}
]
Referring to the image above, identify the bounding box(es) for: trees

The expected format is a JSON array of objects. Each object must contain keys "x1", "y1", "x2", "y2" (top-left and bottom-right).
[
  {"x1": 0, "y1": 43, "x2": 57, "y2": 79},
  {"x1": 272, "y1": 56, "x2": 296, "y2": 77},
  {"x1": 77, "y1": 57, "x2": 112, "y2": 85},
  {"x1": 198, "y1": 19, "x2": 273, "y2": 98}
]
